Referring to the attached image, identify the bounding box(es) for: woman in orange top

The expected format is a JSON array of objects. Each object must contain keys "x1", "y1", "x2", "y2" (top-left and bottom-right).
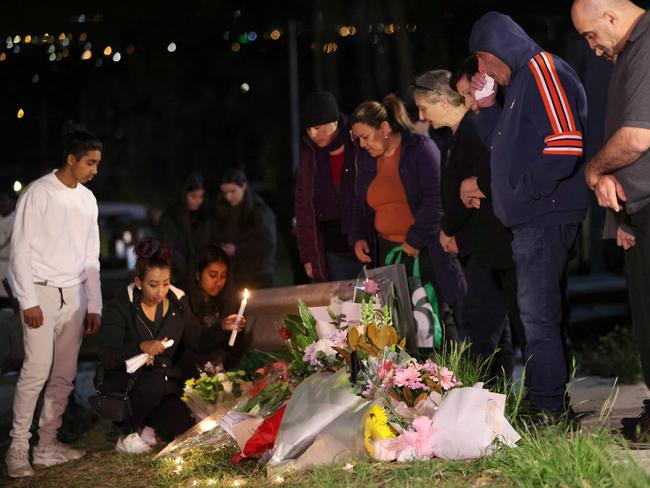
[{"x1": 349, "y1": 95, "x2": 465, "y2": 336}]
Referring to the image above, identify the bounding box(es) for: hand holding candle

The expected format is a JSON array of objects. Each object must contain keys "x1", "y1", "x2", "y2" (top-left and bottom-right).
[{"x1": 229, "y1": 288, "x2": 249, "y2": 346}]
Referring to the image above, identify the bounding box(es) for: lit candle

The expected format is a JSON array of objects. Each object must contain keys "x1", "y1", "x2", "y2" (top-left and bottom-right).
[{"x1": 229, "y1": 288, "x2": 249, "y2": 346}]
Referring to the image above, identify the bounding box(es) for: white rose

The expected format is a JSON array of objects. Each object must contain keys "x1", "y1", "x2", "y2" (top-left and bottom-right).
[{"x1": 314, "y1": 338, "x2": 336, "y2": 357}]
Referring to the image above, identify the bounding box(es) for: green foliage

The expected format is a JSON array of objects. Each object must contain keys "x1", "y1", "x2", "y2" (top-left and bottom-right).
[
  {"x1": 298, "y1": 299, "x2": 318, "y2": 342},
  {"x1": 577, "y1": 325, "x2": 641, "y2": 384},
  {"x1": 237, "y1": 350, "x2": 292, "y2": 378},
  {"x1": 361, "y1": 298, "x2": 375, "y2": 326},
  {"x1": 485, "y1": 424, "x2": 650, "y2": 488},
  {"x1": 185, "y1": 370, "x2": 245, "y2": 404},
  {"x1": 237, "y1": 381, "x2": 292, "y2": 417},
  {"x1": 429, "y1": 341, "x2": 491, "y2": 389}
]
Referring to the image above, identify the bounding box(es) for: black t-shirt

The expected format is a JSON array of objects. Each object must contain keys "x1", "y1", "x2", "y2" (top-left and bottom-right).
[{"x1": 605, "y1": 11, "x2": 650, "y2": 214}]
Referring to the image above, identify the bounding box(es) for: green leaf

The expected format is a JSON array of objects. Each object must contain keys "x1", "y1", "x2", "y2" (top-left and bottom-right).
[
  {"x1": 295, "y1": 334, "x2": 311, "y2": 350},
  {"x1": 298, "y1": 299, "x2": 317, "y2": 337},
  {"x1": 327, "y1": 308, "x2": 338, "y2": 322}
]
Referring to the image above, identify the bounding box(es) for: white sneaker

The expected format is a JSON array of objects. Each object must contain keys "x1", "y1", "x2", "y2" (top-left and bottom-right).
[
  {"x1": 5, "y1": 444, "x2": 34, "y2": 478},
  {"x1": 33, "y1": 442, "x2": 86, "y2": 466},
  {"x1": 115, "y1": 433, "x2": 151, "y2": 454},
  {"x1": 139, "y1": 426, "x2": 158, "y2": 447}
]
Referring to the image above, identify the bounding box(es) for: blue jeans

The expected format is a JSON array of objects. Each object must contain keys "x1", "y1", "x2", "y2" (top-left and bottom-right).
[{"x1": 511, "y1": 224, "x2": 579, "y2": 412}]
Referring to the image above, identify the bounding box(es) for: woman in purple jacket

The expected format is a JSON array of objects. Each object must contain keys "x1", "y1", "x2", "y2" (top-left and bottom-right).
[
  {"x1": 294, "y1": 92, "x2": 361, "y2": 282},
  {"x1": 349, "y1": 94, "x2": 466, "y2": 341}
]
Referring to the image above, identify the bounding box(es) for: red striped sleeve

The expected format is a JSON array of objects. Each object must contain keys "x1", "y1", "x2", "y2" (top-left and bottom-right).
[{"x1": 528, "y1": 52, "x2": 583, "y2": 157}]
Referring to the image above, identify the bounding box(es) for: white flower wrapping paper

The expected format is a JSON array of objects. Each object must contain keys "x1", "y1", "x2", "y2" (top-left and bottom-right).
[
  {"x1": 430, "y1": 383, "x2": 521, "y2": 460},
  {"x1": 124, "y1": 339, "x2": 174, "y2": 374}
]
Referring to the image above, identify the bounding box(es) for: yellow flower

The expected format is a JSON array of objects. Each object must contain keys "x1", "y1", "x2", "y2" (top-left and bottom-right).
[
  {"x1": 185, "y1": 378, "x2": 196, "y2": 387},
  {"x1": 364, "y1": 405, "x2": 396, "y2": 458}
]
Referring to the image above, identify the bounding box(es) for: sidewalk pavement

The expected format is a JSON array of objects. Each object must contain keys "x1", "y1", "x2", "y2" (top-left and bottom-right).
[{"x1": 571, "y1": 376, "x2": 650, "y2": 471}]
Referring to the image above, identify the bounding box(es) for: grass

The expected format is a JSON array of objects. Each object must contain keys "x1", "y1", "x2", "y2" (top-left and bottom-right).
[
  {"x1": 3, "y1": 343, "x2": 650, "y2": 487},
  {"x1": 5, "y1": 420, "x2": 648, "y2": 488}
]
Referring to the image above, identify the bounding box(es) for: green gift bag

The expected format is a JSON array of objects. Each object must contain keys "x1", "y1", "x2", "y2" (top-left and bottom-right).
[{"x1": 384, "y1": 245, "x2": 442, "y2": 349}]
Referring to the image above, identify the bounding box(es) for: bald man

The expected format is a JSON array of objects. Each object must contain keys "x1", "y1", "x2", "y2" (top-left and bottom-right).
[{"x1": 572, "y1": 0, "x2": 650, "y2": 440}]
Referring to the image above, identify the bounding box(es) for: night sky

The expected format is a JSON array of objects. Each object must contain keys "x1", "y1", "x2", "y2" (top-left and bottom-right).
[{"x1": 0, "y1": 0, "x2": 639, "y2": 214}]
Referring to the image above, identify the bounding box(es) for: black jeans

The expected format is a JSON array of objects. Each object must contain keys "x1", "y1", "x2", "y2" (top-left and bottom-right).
[
  {"x1": 326, "y1": 251, "x2": 364, "y2": 281},
  {"x1": 103, "y1": 369, "x2": 194, "y2": 441},
  {"x1": 457, "y1": 255, "x2": 515, "y2": 380},
  {"x1": 626, "y1": 204, "x2": 650, "y2": 391}
]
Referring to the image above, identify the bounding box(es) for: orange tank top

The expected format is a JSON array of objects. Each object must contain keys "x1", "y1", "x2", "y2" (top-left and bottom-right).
[{"x1": 366, "y1": 142, "x2": 414, "y2": 243}]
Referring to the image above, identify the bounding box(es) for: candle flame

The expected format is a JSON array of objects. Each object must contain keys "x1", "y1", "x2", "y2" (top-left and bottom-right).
[{"x1": 243, "y1": 288, "x2": 250, "y2": 300}]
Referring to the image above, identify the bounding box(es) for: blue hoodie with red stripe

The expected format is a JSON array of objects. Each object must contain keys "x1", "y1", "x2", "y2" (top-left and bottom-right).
[{"x1": 469, "y1": 12, "x2": 589, "y2": 228}]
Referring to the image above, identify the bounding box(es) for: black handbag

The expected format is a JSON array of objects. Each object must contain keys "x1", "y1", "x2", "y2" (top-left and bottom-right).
[{"x1": 88, "y1": 366, "x2": 139, "y2": 423}]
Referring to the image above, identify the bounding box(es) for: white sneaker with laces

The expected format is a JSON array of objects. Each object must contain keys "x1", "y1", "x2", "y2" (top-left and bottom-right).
[
  {"x1": 33, "y1": 442, "x2": 86, "y2": 466},
  {"x1": 115, "y1": 433, "x2": 151, "y2": 454},
  {"x1": 139, "y1": 426, "x2": 158, "y2": 447},
  {"x1": 5, "y1": 444, "x2": 34, "y2": 478}
]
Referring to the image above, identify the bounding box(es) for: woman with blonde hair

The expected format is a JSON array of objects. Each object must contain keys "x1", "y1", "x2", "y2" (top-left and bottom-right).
[
  {"x1": 411, "y1": 69, "x2": 524, "y2": 378},
  {"x1": 349, "y1": 94, "x2": 465, "y2": 343}
]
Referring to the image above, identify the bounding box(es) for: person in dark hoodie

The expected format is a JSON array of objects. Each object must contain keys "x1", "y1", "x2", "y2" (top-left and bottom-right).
[
  {"x1": 218, "y1": 169, "x2": 276, "y2": 290},
  {"x1": 158, "y1": 173, "x2": 216, "y2": 286},
  {"x1": 295, "y1": 91, "x2": 361, "y2": 282},
  {"x1": 412, "y1": 69, "x2": 524, "y2": 380},
  {"x1": 349, "y1": 94, "x2": 466, "y2": 343},
  {"x1": 468, "y1": 12, "x2": 588, "y2": 419},
  {"x1": 96, "y1": 240, "x2": 241, "y2": 453}
]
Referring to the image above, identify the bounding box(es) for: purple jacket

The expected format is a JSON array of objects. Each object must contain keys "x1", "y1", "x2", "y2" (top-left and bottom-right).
[
  {"x1": 348, "y1": 130, "x2": 466, "y2": 306},
  {"x1": 294, "y1": 115, "x2": 358, "y2": 282}
]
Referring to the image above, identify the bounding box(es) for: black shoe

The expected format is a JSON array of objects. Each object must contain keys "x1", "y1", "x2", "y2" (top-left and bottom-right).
[
  {"x1": 620, "y1": 420, "x2": 650, "y2": 444},
  {"x1": 621, "y1": 399, "x2": 650, "y2": 430}
]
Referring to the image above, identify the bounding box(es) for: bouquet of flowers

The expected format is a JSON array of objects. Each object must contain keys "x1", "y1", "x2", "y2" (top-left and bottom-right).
[
  {"x1": 182, "y1": 363, "x2": 247, "y2": 420},
  {"x1": 279, "y1": 299, "x2": 348, "y2": 377},
  {"x1": 235, "y1": 362, "x2": 292, "y2": 417}
]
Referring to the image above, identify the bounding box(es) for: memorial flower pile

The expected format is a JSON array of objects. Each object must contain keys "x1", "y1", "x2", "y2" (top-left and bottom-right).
[{"x1": 214, "y1": 279, "x2": 519, "y2": 477}]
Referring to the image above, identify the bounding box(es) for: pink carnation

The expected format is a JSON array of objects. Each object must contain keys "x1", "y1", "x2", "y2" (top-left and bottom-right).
[
  {"x1": 363, "y1": 279, "x2": 380, "y2": 295},
  {"x1": 437, "y1": 366, "x2": 462, "y2": 390},
  {"x1": 420, "y1": 359, "x2": 439, "y2": 377},
  {"x1": 393, "y1": 364, "x2": 427, "y2": 390}
]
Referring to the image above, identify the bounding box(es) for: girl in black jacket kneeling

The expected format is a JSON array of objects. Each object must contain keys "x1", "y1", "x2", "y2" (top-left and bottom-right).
[{"x1": 96, "y1": 239, "x2": 243, "y2": 454}]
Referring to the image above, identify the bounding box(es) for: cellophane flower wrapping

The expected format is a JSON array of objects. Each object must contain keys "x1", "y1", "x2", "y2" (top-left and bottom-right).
[{"x1": 267, "y1": 370, "x2": 370, "y2": 467}]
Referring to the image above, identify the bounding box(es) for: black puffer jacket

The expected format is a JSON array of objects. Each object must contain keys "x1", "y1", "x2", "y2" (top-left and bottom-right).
[{"x1": 98, "y1": 283, "x2": 227, "y2": 378}]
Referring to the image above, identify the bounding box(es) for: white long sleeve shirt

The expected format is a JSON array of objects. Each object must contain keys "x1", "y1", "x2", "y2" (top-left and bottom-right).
[
  {"x1": 10, "y1": 170, "x2": 102, "y2": 314},
  {"x1": 0, "y1": 210, "x2": 15, "y2": 298}
]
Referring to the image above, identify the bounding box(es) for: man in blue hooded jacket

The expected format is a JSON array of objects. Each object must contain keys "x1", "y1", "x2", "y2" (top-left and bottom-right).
[{"x1": 468, "y1": 12, "x2": 589, "y2": 418}]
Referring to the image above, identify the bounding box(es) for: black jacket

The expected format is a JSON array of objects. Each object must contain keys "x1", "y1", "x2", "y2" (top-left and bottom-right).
[
  {"x1": 98, "y1": 284, "x2": 227, "y2": 378},
  {"x1": 219, "y1": 191, "x2": 276, "y2": 289},
  {"x1": 441, "y1": 111, "x2": 514, "y2": 270},
  {"x1": 158, "y1": 203, "x2": 217, "y2": 286}
]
